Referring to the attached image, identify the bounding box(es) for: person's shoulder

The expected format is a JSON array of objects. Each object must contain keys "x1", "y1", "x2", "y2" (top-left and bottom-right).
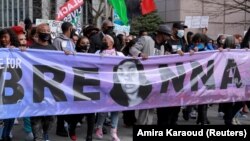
[
  {"x1": 48, "y1": 44, "x2": 57, "y2": 50},
  {"x1": 29, "y1": 43, "x2": 41, "y2": 49},
  {"x1": 117, "y1": 51, "x2": 125, "y2": 56},
  {"x1": 95, "y1": 50, "x2": 101, "y2": 54}
]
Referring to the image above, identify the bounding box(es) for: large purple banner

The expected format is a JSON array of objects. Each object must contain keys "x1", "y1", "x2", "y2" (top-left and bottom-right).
[{"x1": 0, "y1": 48, "x2": 250, "y2": 119}]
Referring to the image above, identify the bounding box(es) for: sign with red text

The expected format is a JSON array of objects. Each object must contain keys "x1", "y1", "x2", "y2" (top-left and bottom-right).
[{"x1": 56, "y1": 0, "x2": 84, "y2": 21}]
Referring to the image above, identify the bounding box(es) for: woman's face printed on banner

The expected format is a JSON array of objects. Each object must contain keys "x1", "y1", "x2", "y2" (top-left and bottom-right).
[
  {"x1": 117, "y1": 61, "x2": 140, "y2": 95},
  {"x1": 111, "y1": 59, "x2": 152, "y2": 107}
]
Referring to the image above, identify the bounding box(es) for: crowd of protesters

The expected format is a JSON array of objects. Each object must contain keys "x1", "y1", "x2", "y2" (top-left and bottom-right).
[{"x1": 0, "y1": 17, "x2": 249, "y2": 141}]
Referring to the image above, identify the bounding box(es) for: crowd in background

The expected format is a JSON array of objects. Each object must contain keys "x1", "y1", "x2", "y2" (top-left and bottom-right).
[{"x1": 0, "y1": 17, "x2": 250, "y2": 141}]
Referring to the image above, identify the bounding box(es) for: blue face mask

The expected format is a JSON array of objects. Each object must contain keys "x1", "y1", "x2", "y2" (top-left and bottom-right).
[
  {"x1": 197, "y1": 43, "x2": 205, "y2": 50},
  {"x1": 207, "y1": 43, "x2": 214, "y2": 50}
]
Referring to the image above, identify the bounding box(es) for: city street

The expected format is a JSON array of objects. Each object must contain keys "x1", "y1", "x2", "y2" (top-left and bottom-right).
[{"x1": 10, "y1": 104, "x2": 250, "y2": 141}]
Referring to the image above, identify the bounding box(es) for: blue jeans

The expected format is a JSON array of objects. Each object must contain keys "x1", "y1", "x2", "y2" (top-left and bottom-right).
[
  {"x1": 96, "y1": 112, "x2": 119, "y2": 128},
  {"x1": 2, "y1": 118, "x2": 15, "y2": 139}
]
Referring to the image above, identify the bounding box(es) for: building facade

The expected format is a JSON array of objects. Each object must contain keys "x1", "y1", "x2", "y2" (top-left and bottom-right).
[
  {"x1": 155, "y1": 0, "x2": 250, "y2": 38},
  {"x1": 0, "y1": 0, "x2": 97, "y2": 29},
  {"x1": 0, "y1": 0, "x2": 31, "y2": 28}
]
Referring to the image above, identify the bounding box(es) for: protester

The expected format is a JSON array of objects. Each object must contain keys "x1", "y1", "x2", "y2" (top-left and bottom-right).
[
  {"x1": 52, "y1": 22, "x2": 77, "y2": 139},
  {"x1": 29, "y1": 23, "x2": 56, "y2": 141},
  {"x1": 95, "y1": 35, "x2": 124, "y2": 141},
  {"x1": 75, "y1": 36, "x2": 90, "y2": 53},
  {"x1": 69, "y1": 37, "x2": 95, "y2": 141},
  {"x1": 11, "y1": 26, "x2": 27, "y2": 47},
  {"x1": 219, "y1": 35, "x2": 245, "y2": 125},
  {"x1": 26, "y1": 27, "x2": 38, "y2": 46},
  {"x1": 241, "y1": 27, "x2": 250, "y2": 48},
  {"x1": 11, "y1": 25, "x2": 34, "y2": 140},
  {"x1": 156, "y1": 23, "x2": 188, "y2": 125},
  {"x1": 88, "y1": 20, "x2": 120, "y2": 53},
  {"x1": 0, "y1": 28, "x2": 20, "y2": 141}
]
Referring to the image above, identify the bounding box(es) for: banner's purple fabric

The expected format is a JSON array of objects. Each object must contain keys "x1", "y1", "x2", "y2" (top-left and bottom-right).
[{"x1": 0, "y1": 48, "x2": 250, "y2": 119}]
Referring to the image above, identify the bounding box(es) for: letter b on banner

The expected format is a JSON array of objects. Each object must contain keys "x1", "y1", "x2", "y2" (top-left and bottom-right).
[{"x1": 0, "y1": 67, "x2": 24, "y2": 104}]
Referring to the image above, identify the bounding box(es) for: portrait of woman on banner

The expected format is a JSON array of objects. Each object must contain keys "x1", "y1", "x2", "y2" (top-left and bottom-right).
[{"x1": 110, "y1": 59, "x2": 152, "y2": 107}]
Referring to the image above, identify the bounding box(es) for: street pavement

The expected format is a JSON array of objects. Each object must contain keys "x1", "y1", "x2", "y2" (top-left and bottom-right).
[{"x1": 10, "y1": 104, "x2": 250, "y2": 141}]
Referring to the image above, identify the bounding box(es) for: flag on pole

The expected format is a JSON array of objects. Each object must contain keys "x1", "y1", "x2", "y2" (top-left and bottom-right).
[
  {"x1": 141, "y1": 0, "x2": 157, "y2": 15},
  {"x1": 108, "y1": 0, "x2": 157, "y2": 25},
  {"x1": 108, "y1": 0, "x2": 129, "y2": 25}
]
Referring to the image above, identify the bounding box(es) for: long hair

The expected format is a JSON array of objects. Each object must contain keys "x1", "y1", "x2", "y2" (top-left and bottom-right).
[
  {"x1": 110, "y1": 59, "x2": 152, "y2": 107},
  {"x1": 223, "y1": 36, "x2": 235, "y2": 49},
  {"x1": 75, "y1": 36, "x2": 89, "y2": 53},
  {"x1": 0, "y1": 28, "x2": 20, "y2": 47},
  {"x1": 241, "y1": 27, "x2": 250, "y2": 48}
]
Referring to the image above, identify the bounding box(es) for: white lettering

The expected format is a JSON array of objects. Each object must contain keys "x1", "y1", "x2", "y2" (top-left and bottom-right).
[
  {"x1": 73, "y1": 0, "x2": 78, "y2": 7},
  {"x1": 62, "y1": 7, "x2": 68, "y2": 14},
  {"x1": 166, "y1": 129, "x2": 203, "y2": 136},
  {"x1": 137, "y1": 129, "x2": 163, "y2": 136},
  {"x1": 208, "y1": 129, "x2": 244, "y2": 137},
  {"x1": 137, "y1": 129, "x2": 144, "y2": 136},
  {"x1": 166, "y1": 129, "x2": 173, "y2": 136},
  {"x1": 6, "y1": 58, "x2": 22, "y2": 69},
  {"x1": 67, "y1": 3, "x2": 74, "y2": 12}
]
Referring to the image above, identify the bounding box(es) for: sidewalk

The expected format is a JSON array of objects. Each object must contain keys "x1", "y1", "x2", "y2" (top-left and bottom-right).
[{"x1": 10, "y1": 104, "x2": 250, "y2": 141}]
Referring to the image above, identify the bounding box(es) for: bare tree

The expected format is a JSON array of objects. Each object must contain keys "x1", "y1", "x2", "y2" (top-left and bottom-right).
[
  {"x1": 85, "y1": 0, "x2": 109, "y2": 26},
  {"x1": 199, "y1": 0, "x2": 250, "y2": 13}
]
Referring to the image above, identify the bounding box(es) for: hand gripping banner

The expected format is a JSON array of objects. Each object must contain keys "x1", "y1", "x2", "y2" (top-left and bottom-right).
[{"x1": 0, "y1": 48, "x2": 250, "y2": 119}]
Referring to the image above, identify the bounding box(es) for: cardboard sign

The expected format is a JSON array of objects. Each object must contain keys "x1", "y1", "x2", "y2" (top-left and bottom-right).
[{"x1": 185, "y1": 16, "x2": 209, "y2": 29}]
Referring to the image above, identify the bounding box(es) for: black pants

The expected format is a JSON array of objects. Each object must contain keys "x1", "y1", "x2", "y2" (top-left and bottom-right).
[
  {"x1": 157, "y1": 106, "x2": 180, "y2": 125},
  {"x1": 122, "y1": 110, "x2": 137, "y2": 126},
  {"x1": 65, "y1": 114, "x2": 95, "y2": 138},
  {"x1": 197, "y1": 104, "x2": 209, "y2": 125},
  {"x1": 31, "y1": 116, "x2": 54, "y2": 141},
  {"x1": 223, "y1": 102, "x2": 243, "y2": 125}
]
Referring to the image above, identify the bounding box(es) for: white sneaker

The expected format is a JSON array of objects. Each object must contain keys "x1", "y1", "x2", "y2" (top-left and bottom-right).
[
  {"x1": 14, "y1": 118, "x2": 19, "y2": 125},
  {"x1": 232, "y1": 118, "x2": 241, "y2": 125},
  {"x1": 76, "y1": 122, "x2": 81, "y2": 127}
]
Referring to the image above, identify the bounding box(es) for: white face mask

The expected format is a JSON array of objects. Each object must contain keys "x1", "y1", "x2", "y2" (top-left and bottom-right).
[{"x1": 177, "y1": 30, "x2": 185, "y2": 38}]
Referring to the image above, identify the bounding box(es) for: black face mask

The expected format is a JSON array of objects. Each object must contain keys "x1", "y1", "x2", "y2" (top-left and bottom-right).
[
  {"x1": 103, "y1": 27, "x2": 114, "y2": 35},
  {"x1": 38, "y1": 33, "x2": 51, "y2": 41},
  {"x1": 80, "y1": 45, "x2": 89, "y2": 50}
]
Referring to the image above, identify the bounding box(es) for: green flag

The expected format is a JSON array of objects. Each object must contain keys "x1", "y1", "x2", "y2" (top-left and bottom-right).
[{"x1": 108, "y1": 0, "x2": 129, "y2": 25}]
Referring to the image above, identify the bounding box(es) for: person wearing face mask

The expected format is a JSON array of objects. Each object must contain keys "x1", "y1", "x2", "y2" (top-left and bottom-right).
[
  {"x1": 129, "y1": 24, "x2": 176, "y2": 126},
  {"x1": 95, "y1": 35, "x2": 124, "y2": 141},
  {"x1": 75, "y1": 37, "x2": 90, "y2": 53},
  {"x1": 88, "y1": 19, "x2": 121, "y2": 53},
  {"x1": 153, "y1": 23, "x2": 188, "y2": 126},
  {"x1": 166, "y1": 22, "x2": 188, "y2": 55},
  {"x1": 29, "y1": 23, "x2": 56, "y2": 141},
  {"x1": 30, "y1": 23, "x2": 55, "y2": 50},
  {"x1": 216, "y1": 34, "x2": 226, "y2": 49}
]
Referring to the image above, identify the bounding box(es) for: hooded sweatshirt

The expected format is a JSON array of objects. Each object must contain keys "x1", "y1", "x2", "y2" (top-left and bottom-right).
[{"x1": 52, "y1": 33, "x2": 75, "y2": 52}]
